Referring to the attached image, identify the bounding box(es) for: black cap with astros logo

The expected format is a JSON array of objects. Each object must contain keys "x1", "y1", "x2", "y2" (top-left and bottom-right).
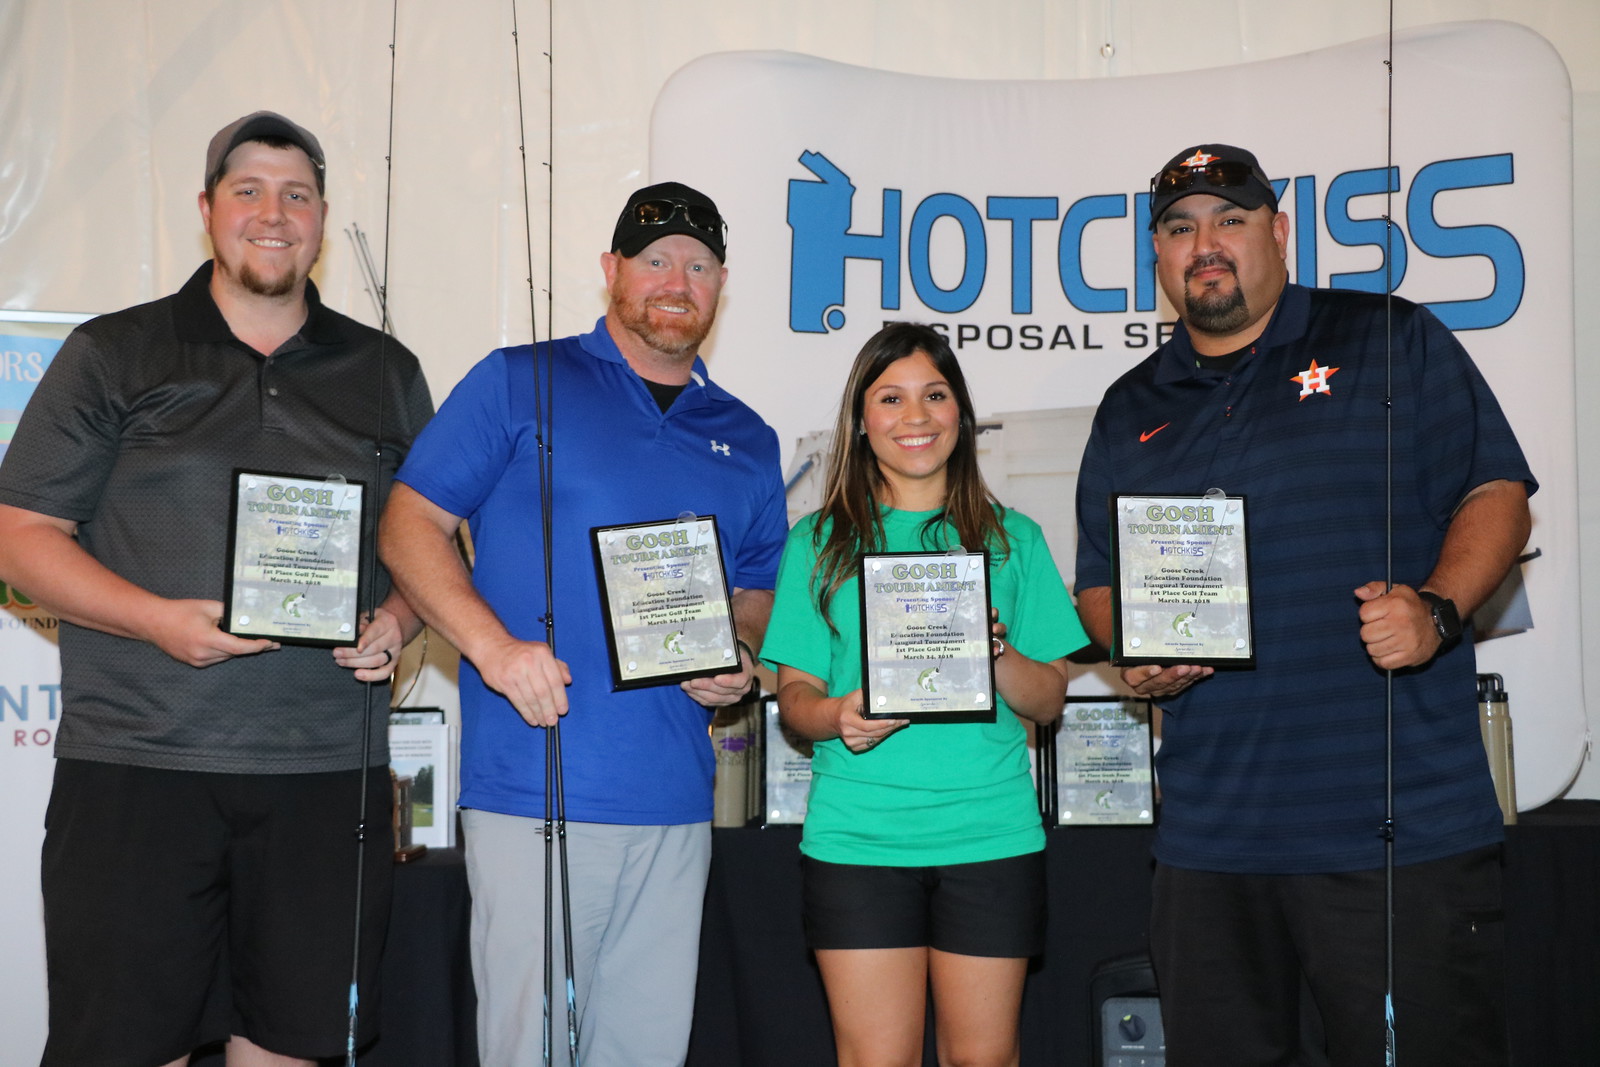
[{"x1": 1148, "y1": 144, "x2": 1278, "y2": 230}]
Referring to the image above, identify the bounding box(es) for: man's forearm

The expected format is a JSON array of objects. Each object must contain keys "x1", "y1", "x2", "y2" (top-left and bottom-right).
[
  {"x1": 0, "y1": 506, "x2": 165, "y2": 640},
  {"x1": 1422, "y1": 479, "x2": 1531, "y2": 618},
  {"x1": 1075, "y1": 585, "x2": 1113, "y2": 651},
  {"x1": 376, "y1": 588, "x2": 428, "y2": 646},
  {"x1": 731, "y1": 587, "x2": 774, "y2": 657},
  {"x1": 378, "y1": 487, "x2": 518, "y2": 665}
]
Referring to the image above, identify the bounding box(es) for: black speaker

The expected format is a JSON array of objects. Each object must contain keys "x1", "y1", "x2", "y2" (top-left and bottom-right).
[{"x1": 1089, "y1": 950, "x2": 1165, "y2": 1066}]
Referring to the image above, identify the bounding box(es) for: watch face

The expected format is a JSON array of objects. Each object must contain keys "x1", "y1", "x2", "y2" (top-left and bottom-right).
[{"x1": 1426, "y1": 594, "x2": 1462, "y2": 641}]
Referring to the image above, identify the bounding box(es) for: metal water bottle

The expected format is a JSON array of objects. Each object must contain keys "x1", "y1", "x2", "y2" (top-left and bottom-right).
[
  {"x1": 711, "y1": 701, "x2": 755, "y2": 827},
  {"x1": 1477, "y1": 673, "x2": 1517, "y2": 825}
]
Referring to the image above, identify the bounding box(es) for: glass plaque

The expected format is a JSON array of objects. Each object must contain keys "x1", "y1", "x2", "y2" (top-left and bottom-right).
[
  {"x1": 762, "y1": 696, "x2": 814, "y2": 826},
  {"x1": 591, "y1": 515, "x2": 739, "y2": 690},
  {"x1": 859, "y1": 550, "x2": 995, "y2": 723},
  {"x1": 223, "y1": 470, "x2": 366, "y2": 647},
  {"x1": 1053, "y1": 698, "x2": 1154, "y2": 826},
  {"x1": 1110, "y1": 493, "x2": 1254, "y2": 667}
]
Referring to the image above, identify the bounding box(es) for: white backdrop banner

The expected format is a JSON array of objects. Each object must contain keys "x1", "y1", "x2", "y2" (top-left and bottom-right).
[
  {"x1": 651, "y1": 24, "x2": 1583, "y2": 802},
  {"x1": 0, "y1": 314, "x2": 74, "y2": 1051}
]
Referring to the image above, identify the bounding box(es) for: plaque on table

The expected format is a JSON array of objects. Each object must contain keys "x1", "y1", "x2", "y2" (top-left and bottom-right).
[
  {"x1": 859, "y1": 551, "x2": 995, "y2": 723},
  {"x1": 762, "y1": 696, "x2": 814, "y2": 826},
  {"x1": 1109, "y1": 493, "x2": 1254, "y2": 667},
  {"x1": 591, "y1": 515, "x2": 739, "y2": 690},
  {"x1": 223, "y1": 470, "x2": 366, "y2": 646},
  {"x1": 1052, "y1": 697, "x2": 1154, "y2": 826}
]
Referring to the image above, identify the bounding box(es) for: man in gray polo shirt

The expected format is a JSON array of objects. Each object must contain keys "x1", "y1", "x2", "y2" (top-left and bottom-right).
[{"x1": 0, "y1": 112, "x2": 432, "y2": 1066}]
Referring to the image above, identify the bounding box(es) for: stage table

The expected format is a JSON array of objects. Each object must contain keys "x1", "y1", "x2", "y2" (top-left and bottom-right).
[
  {"x1": 197, "y1": 800, "x2": 1600, "y2": 1064},
  {"x1": 689, "y1": 802, "x2": 1600, "y2": 1065}
]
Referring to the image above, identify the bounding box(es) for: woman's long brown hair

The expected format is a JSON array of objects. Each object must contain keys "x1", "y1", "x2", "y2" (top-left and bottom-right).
[{"x1": 810, "y1": 322, "x2": 1009, "y2": 629}]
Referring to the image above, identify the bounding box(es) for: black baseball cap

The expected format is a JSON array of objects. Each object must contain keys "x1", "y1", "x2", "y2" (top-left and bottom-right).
[
  {"x1": 205, "y1": 111, "x2": 326, "y2": 194},
  {"x1": 611, "y1": 181, "x2": 727, "y2": 263},
  {"x1": 1149, "y1": 144, "x2": 1277, "y2": 230}
]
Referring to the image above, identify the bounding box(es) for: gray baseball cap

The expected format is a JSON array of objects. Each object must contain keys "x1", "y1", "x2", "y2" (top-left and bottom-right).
[{"x1": 205, "y1": 111, "x2": 325, "y2": 194}]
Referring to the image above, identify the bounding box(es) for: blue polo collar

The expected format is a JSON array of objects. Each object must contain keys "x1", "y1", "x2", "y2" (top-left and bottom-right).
[{"x1": 577, "y1": 316, "x2": 735, "y2": 403}]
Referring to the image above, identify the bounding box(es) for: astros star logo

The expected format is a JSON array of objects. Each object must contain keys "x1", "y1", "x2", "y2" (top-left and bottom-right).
[
  {"x1": 1291, "y1": 359, "x2": 1339, "y2": 400},
  {"x1": 1182, "y1": 151, "x2": 1219, "y2": 168}
]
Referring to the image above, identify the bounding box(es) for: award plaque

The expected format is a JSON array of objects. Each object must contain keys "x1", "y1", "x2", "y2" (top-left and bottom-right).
[
  {"x1": 762, "y1": 696, "x2": 814, "y2": 826},
  {"x1": 1052, "y1": 698, "x2": 1154, "y2": 826},
  {"x1": 1109, "y1": 493, "x2": 1254, "y2": 667},
  {"x1": 859, "y1": 551, "x2": 995, "y2": 723},
  {"x1": 223, "y1": 470, "x2": 366, "y2": 646},
  {"x1": 591, "y1": 515, "x2": 739, "y2": 690}
]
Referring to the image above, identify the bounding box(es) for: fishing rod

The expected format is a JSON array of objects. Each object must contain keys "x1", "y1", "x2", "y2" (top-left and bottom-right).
[
  {"x1": 344, "y1": 0, "x2": 402, "y2": 1062},
  {"x1": 1381, "y1": 2, "x2": 1398, "y2": 1062},
  {"x1": 344, "y1": 223, "x2": 393, "y2": 338},
  {"x1": 511, "y1": 0, "x2": 579, "y2": 1060}
]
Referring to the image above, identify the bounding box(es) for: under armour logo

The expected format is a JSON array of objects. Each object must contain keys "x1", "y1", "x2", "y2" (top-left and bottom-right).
[{"x1": 710, "y1": 440, "x2": 731, "y2": 456}]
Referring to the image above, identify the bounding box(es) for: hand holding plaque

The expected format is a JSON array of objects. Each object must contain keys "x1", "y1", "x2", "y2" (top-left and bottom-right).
[
  {"x1": 1109, "y1": 492, "x2": 1254, "y2": 667},
  {"x1": 591, "y1": 514, "x2": 740, "y2": 690},
  {"x1": 859, "y1": 550, "x2": 995, "y2": 723},
  {"x1": 223, "y1": 470, "x2": 367, "y2": 647}
]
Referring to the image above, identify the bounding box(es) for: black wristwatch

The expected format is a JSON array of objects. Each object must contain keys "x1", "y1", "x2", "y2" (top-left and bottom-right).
[{"x1": 1417, "y1": 590, "x2": 1462, "y2": 646}]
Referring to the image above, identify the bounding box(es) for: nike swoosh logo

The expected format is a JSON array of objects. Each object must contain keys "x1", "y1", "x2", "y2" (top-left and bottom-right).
[{"x1": 1139, "y1": 423, "x2": 1171, "y2": 442}]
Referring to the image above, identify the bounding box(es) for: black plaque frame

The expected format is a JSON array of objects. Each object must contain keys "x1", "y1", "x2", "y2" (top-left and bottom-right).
[
  {"x1": 858, "y1": 550, "x2": 996, "y2": 724},
  {"x1": 591, "y1": 514, "x2": 740, "y2": 691},
  {"x1": 222, "y1": 468, "x2": 368, "y2": 648},
  {"x1": 1108, "y1": 493, "x2": 1255, "y2": 668}
]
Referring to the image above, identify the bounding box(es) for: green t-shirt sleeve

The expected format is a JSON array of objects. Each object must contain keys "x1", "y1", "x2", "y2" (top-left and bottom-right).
[
  {"x1": 1000, "y1": 510, "x2": 1088, "y2": 665},
  {"x1": 760, "y1": 517, "x2": 834, "y2": 681}
]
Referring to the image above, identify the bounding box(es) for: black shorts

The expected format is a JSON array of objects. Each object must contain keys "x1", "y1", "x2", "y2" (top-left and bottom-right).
[
  {"x1": 40, "y1": 759, "x2": 393, "y2": 1066},
  {"x1": 801, "y1": 850, "x2": 1046, "y2": 958}
]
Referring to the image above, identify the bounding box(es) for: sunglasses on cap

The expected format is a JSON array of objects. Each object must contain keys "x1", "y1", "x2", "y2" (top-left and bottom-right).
[
  {"x1": 1151, "y1": 160, "x2": 1262, "y2": 197},
  {"x1": 629, "y1": 198, "x2": 728, "y2": 243}
]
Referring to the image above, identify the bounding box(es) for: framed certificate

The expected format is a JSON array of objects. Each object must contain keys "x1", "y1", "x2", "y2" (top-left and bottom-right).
[
  {"x1": 1048, "y1": 697, "x2": 1155, "y2": 826},
  {"x1": 1109, "y1": 493, "x2": 1254, "y2": 667},
  {"x1": 591, "y1": 515, "x2": 740, "y2": 690},
  {"x1": 859, "y1": 551, "x2": 995, "y2": 723},
  {"x1": 389, "y1": 716, "x2": 457, "y2": 849},
  {"x1": 223, "y1": 470, "x2": 366, "y2": 647}
]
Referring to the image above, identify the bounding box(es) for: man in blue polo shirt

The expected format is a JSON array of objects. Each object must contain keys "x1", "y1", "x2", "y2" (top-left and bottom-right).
[
  {"x1": 1073, "y1": 144, "x2": 1533, "y2": 1065},
  {"x1": 379, "y1": 182, "x2": 785, "y2": 1066}
]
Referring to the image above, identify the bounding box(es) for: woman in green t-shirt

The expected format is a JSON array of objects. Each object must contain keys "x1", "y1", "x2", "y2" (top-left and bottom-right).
[{"x1": 762, "y1": 322, "x2": 1085, "y2": 1066}]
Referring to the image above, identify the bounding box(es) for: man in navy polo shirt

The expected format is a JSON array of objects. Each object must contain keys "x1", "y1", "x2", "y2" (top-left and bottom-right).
[
  {"x1": 1073, "y1": 144, "x2": 1533, "y2": 1065},
  {"x1": 380, "y1": 182, "x2": 785, "y2": 1066}
]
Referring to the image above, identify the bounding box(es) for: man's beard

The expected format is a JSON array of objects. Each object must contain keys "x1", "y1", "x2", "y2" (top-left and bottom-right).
[
  {"x1": 220, "y1": 244, "x2": 319, "y2": 299},
  {"x1": 238, "y1": 261, "x2": 300, "y2": 298},
  {"x1": 1183, "y1": 255, "x2": 1250, "y2": 335},
  {"x1": 611, "y1": 289, "x2": 716, "y2": 358}
]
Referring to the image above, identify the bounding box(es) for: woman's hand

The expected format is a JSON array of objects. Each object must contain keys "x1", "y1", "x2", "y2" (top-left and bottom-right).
[
  {"x1": 828, "y1": 688, "x2": 909, "y2": 754},
  {"x1": 777, "y1": 667, "x2": 908, "y2": 752}
]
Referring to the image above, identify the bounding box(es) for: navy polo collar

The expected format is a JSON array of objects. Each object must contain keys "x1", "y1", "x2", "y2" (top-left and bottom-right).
[{"x1": 1156, "y1": 281, "x2": 1311, "y2": 384}]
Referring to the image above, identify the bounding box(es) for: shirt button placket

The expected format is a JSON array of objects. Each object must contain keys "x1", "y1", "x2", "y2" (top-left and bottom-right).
[{"x1": 261, "y1": 362, "x2": 281, "y2": 428}]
